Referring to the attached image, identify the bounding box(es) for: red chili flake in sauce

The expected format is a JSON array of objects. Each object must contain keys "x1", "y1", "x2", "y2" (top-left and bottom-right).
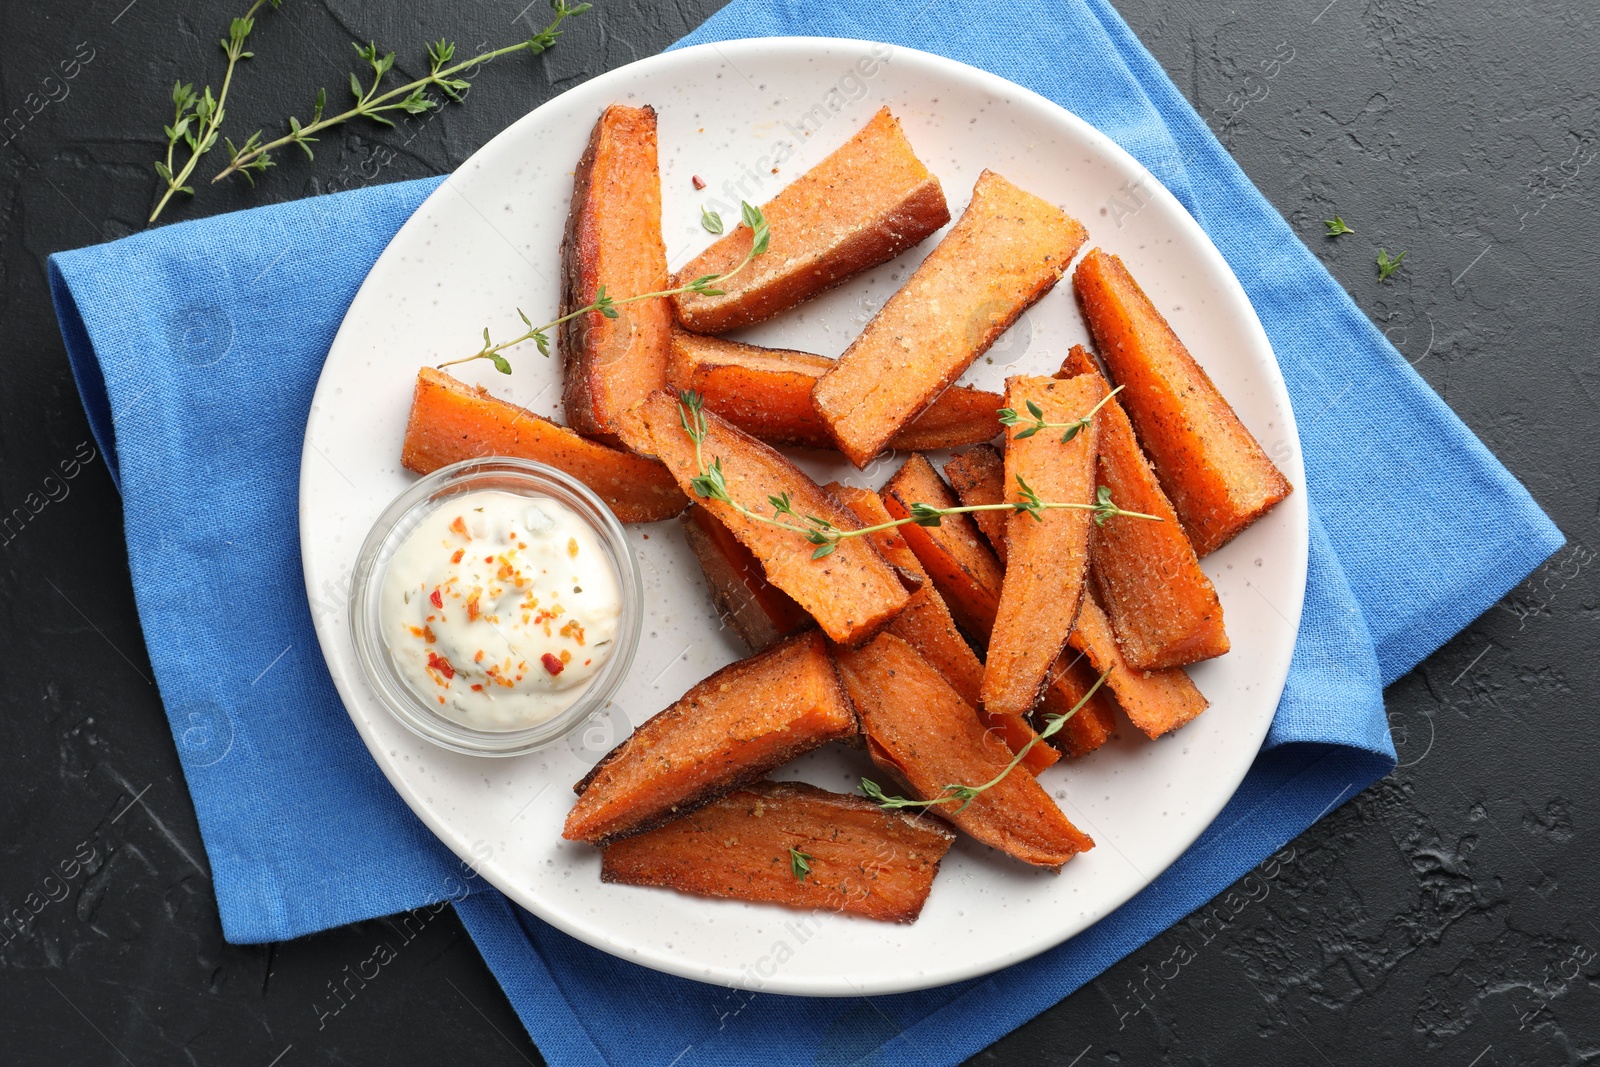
[
  {"x1": 450, "y1": 548, "x2": 464, "y2": 564},
  {"x1": 470, "y1": 684, "x2": 484, "y2": 692},
  {"x1": 540, "y1": 653, "x2": 564, "y2": 676},
  {"x1": 427, "y1": 652, "x2": 455, "y2": 680},
  {"x1": 449, "y1": 516, "x2": 470, "y2": 538},
  {"x1": 692, "y1": 174, "x2": 706, "y2": 190},
  {"x1": 429, "y1": 587, "x2": 443, "y2": 609},
  {"x1": 466, "y1": 593, "x2": 481, "y2": 622}
]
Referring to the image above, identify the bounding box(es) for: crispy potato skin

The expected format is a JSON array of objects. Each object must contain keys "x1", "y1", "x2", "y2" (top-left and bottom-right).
[
  {"x1": 671, "y1": 107, "x2": 950, "y2": 333},
  {"x1": 1073, "y1": 248, "x2": 1291, "y2": 555},
  {"x1": 679, "y1": 504, "x2": 813, "y2": 651},
  {"x1": 620, "y1": 391, "x2": 911, "y2": 646},
  {"x1": 981, "y1": 376, "x2": 1105, "y2": 719},
  {"x1": 881, "y1": 454, "x2": 1117, "y2": 757},
  {"x1": 1058, "y1": 346, "x2": 1230, "y2": 670},
  {"x1": 814, "y1": 170, "x2": 1088, "y2": 467},
  {"x1": 829, "y1": 483, "x2": 1057, "y2": 776},
  {"x1": 835, "y1": 634, "x2": 1093, "y2": 869},
  {"x1": 563, "y1": 632, "x2": 857, "y2": 843},
  {"x1": 399, "y1": 367, "x2": 686, "y2": 524},
  {"x1": 561, "y1": 104, "x2": 672, "y2": 441},
  {"x1": 600, "y1": 780, "x2": 955, "y2": 923},
  {"x1": 668, "y1": 329, "x2": 1002, "y2": 452},
  {"x1": 1068, "y1": 591, "x2": 1208, "y2": 739}
]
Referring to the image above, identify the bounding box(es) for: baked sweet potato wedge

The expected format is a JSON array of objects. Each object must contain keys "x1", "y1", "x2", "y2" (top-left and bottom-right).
[
  {"x1": 814, "y1": 170, "x2": 1089, "y2": 467},
  {"x1": 1057, "y1": 346, "x2": 1229, "y2": 670},
  {"x1": 1067, "y1": 590, "x2": 1208, "y2": 739},
  {"x1": 619, "y1": 391, "x2": 911, "y2": 646},
  {"x1": 671, "y1": 107, "x2": 950, "y2": 333},
  {"x1": 981, "y1": 375, "x2": 1105, "y2": 720},
  {"x1": 668, "y1": 330, "x2": 1001, "y2": 452},
  {"x1": 668, "y1": 331, "x2": 834, "y2": 447},
  {"x1": 830, "y1": 482, "x2": 1056, "y2": 776},
  {"x1": 881, "y1": 454, "x2": 1117, "y2": 756},
  {"x1": 400, "y1": 367, "x2": 686, "y2": 524},
  {"x1": 563, "y1": 631, "x2": 857, "y2": 843},
  {"x1": 1073, "y1": 248, "x2": 1292, "y2": 555},
  {"x1": 561, "y1": 104, "x2": 672, "y2": 441},
  {"x1": 1036, "y1": 650, "x2": 1120, "y2": 757},
  {"x1": 880, "y1": 454, "x2": 1003, "y2": 639},
  {"x1": 888, "y1": 385, "x2": 1004, "y2": 452},
  {"x1": 940, "y1": 445, "x2": 1121, "y2": 754},
  {"x1": 600, "y1": 780, "x2": 954, "y2": 923},
  {"x1": 944, "y1": 444, "x2": 1010, "y2": 564},
  {"x1": 679, "y1": 505, "x2": 812, "y2": 651},
  {"x1": 835, "y1": 634, "x2": 1093, "y2": 869}
]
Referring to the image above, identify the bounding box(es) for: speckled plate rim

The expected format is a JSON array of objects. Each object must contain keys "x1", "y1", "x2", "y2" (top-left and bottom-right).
[{"x1": 300, "y1": 37, "x2": 1309, "y2": 996}]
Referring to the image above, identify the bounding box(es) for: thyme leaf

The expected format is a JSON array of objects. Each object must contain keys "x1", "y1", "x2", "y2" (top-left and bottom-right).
[
  {"x1": 789, "y1": 847, "x2": 814, "y2": 882},
  {"x1": 1377, "y1": 247, "x2": 1407, "y2": 282}
]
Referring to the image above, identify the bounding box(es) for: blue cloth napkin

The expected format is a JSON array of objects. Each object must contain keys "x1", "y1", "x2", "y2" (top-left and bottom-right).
[{"x1": 49, "y1": 0, "x2": 1561, "y2": 1062}]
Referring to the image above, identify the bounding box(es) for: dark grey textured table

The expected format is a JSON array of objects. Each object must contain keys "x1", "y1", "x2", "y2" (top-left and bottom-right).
[{"x1": 2, "y1": 1, "x2": 1595, "y2": 1063}]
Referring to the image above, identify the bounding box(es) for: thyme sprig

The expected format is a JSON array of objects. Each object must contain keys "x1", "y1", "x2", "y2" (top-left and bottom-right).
[
  {"x1": 212, "y1": 0, "x2": 589, "y2": 186},
  {"x1": 150, "y1": 0, "x2": 281, "y2": 222},
  {"x1": 440, "y1": 201, "x2": 771, "y2": 374},
  {"x1": 789, "y1": 847, "x2": 814, "y2": 882},
  {"x1": 677, "y1": 392, "x2": 1160, "y2": 561},
  {"x1": 860, "y1": 668, "x2": 1113, "y2": 814},
  {"x1": 999, "y1": 385, "x2": 1125, "y2": 443}
]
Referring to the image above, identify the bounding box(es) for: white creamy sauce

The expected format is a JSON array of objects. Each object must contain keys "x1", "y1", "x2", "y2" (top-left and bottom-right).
[{"x1": 379, "y1": 490, "x2": 621, "y2": 731}]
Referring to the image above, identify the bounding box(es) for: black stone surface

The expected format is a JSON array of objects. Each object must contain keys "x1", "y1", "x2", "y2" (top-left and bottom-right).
[{"x1": 2, "y1": 1, "x2": 1595, "y2": 1064}]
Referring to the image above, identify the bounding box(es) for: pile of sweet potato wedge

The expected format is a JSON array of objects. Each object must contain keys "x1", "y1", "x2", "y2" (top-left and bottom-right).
[{"x1": 399, "y1": 102, "x2": 1292, "y2": 923}]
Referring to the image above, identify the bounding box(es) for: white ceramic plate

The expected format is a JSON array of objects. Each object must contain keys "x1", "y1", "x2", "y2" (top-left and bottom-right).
[{"x1": 301, "y1": 38, "x2": 1308, "y2": 996}]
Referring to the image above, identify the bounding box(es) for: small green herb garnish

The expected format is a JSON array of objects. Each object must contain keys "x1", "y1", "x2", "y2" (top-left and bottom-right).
[
  {"x1": 150, "y1": 0, "x2": 282, "y2": 222},
  {"x1": 212, "y1": 0, "x2": 589, "y2": 187},
  {"x1": 701, "y1": 206, "x2": 724, "y2": 234},
  {"x1": 677, "y1": 391, "x2": 1158, "y2": 561},
  {"x1": 860, "y1": 668, "x2": 1113, "y2": 814},
  {"x1": 789, "y1": 847, "x2": 814, "y2": 882},
  {"x1": 1323, "y1": 216, "x2": 1354, "y2": 237},
  {"x1": 998, "y1": 385, "x2": 1123, "y2": 443},
  {"x1": 1377, "y1": 247, "x2": 1406, "y2": 282},
  {"x1": 441, "y1": 200, "x2": 770, "y2": 374}
]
